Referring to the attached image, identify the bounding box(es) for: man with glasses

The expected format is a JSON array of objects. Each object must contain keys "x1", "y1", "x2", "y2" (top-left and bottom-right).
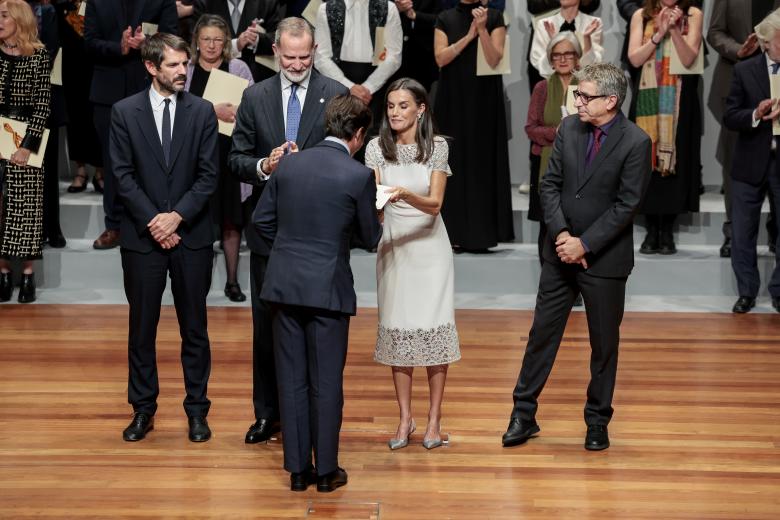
[{"x1": 502, "y1": 63, "x2": 651, "y2": 452}]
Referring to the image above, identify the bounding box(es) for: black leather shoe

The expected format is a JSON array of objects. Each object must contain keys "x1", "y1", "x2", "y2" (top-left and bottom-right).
[
  {"x1": 585, "y1": 424, "x2": 609, "y2": 451},
  {"x1": 732, "y1": 296, "x2": 756, "y2": 314},
  {"x1": 224, "y1": 282, "x2": 246, "y2": 302},
  {"x1": 657, "y1": 231, "x2": 676, "y2": 255},
  {"x1": 501, "y1": 417, "x2": 540, "y2": 447},
  {"x1": 0, "y1": 272, "x2": 12, "y2": 302},
  {"x1": 639, "y1": 232, "x2": 659, "y2": 254},
  {"x1": 245, "y1": 418, "x2": 281, "y2": 444},
  {"x1": 123, "y1": 413, "x2": 154, "y2": 441},
  {"x1": 290, "y1": 466, "x2": 317, "y2": 492},
  {"x1": 317, "y1": 467, "x2": 348, "y2": 492},
  {"x1": 188, "y1": 416, "x2": 211, "y2": 442},
  {"x1": 772, "y1": 297, "x2": 780, "y2": 313},
  {"x1": 46, "y1": 231, "x2": 66, "y2": 248},
  {"x1": 719, "y1": 237, "x2": 731, "y2": 258},
  {"x1": 17, "y1": 273, "x2": 35, "y2": 303}
]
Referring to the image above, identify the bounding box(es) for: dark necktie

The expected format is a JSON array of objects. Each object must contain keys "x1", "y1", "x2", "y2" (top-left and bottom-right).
[
  {"x1": 559, "y1": 19, "x2": 576, "y2": 33},
  {"x1": 772, "y1": 62, "x2": 780, "y2": 75},
  {"x1": 753, "y1": 0, "x2": 774, "y2": 28},
  {"x1": 162, "y1": 98, "x2": 172, "y2": 166},
  {"x1": 586, "y1": 127, "x2": 603, "y2": 167},
  {"x1": 286, "y1": 84, "x2": 301, "y2": 143}
]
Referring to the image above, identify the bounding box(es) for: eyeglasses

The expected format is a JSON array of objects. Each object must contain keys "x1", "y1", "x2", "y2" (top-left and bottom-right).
[
  {"x1": 573, "y1": 90, "x2": 608, "y2": 105},
  {"x1": 199, "y1": 37, "x2": 225, "y2": 46},
  {"x1": 550, "y1": 51, "x2": 578, "y2": 62}
]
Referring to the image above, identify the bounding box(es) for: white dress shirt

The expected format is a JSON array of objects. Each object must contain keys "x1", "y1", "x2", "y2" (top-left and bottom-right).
[
  {"x1": 314, "y1": 0, "x2": 402, "y2": 94},
  {"x1": 530, "y1": 11, "x2": 604, "y2": 79},
  {"x1": 149, "y1": 86, "x2": 176, "y2": 144}
]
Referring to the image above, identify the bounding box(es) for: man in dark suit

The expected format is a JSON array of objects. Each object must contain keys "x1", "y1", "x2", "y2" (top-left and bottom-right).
[
  {"x1": 85, "y1": 0, "x2": 178, "y2": 250},
  {"x1": 194, "y1": 0, "x2": 284, "y2": 81},
  {"x1": 229, "y1": 17, "x2": 349, "y2": 445},
  {"x1": 502, "y1": 63, "x2": 651, "y2": 451},
  {"x1": 254, "y1": 95, "x2": 381, "y2": 492},
  {"x1": 709, "y1": 0, "x2": 780, "y2": 258},
  {"x1": 110, "y1": 33, "x2": 219, "y2": 442},
  {"x1": 723, "y1": 9, "x2": 780, "y2": 314}
]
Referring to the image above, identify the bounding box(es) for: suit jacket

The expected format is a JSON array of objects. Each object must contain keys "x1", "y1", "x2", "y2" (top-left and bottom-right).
[
  {"x1": 110, "y1": 90, "x2": 219, "y2": 252},
  {"x1": 194, "y1": 0, "x2": 283, "y2": 82},
  {"x1": 723, "y1": 53, "x2": 776, "y2": 186},
  {"x1": 228, "y1": 69, "x2": 349, "y2": 255},
  {"x1": 84, "y1": 0, "x2": 178, "y2": 106},
  {"x1": 254, "y1": 140, "x2": 381, "y2": 315},
  {"x1": 397, "y1": 0, "x2": 440, "y2": 90},
  {"x1": 541, "y1": 112, "x2": 651, "y2": 278},
  {"x1": 707, "y1": 0, "x2": 780, "y2": 118}
]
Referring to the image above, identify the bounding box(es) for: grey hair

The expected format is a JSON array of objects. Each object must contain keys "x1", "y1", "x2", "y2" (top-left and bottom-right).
[
  {"x1": 546, "y1": 32, "x2": 582, "y2": 64},
  {"x1": 755, "y1": 7, "x2": 780, "y2": 47},
  {"x1": 274, "y1": 17, "x2": 315, "y2": 46},
  {"x1": 574, "y1": 63, "x2": 627, "y2": 108}
]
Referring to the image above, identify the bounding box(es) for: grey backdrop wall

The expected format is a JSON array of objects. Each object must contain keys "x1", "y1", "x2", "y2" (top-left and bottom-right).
[{"x1": 502, "y1": 1, "x2": 722, "y2": 187}]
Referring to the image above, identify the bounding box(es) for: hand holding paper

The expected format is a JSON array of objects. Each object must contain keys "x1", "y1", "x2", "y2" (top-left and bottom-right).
[{"x1": 376, "y1": 184, "x2": 393, "y2": 210}]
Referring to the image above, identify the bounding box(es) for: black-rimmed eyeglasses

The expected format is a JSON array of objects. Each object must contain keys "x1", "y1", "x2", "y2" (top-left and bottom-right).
[{"x1": 573, "y1": 90, "x2": 607, "y2": 105}]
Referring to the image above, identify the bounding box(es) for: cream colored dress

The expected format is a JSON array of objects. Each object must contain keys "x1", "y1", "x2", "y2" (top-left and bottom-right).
[{"x1": 366, "y1": 137, "x2": 460, "y2": 367}]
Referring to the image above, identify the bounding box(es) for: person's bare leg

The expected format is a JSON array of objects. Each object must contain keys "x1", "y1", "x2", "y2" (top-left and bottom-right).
[
  {"x1": 22, "y1": 260, "x2": 33, "y2": 275},
  {"x1": 424, "y1": 364, "x2": 448, "y2": 442},
  {"x1": 391, "y1": 366, "x2": 414, "y2": 439}
]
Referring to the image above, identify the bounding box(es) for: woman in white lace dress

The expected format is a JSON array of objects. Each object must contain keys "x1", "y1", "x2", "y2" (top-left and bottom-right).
[{"x1": 366, "y1": 78, "x2": 460, "y2": 451}]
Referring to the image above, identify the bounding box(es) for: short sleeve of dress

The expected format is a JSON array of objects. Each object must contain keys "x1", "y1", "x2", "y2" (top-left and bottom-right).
[
  {"x1": 364, "y1": 137, "x2": 384, "y2": 171},
  {"x1": 431, "y1": 137, "x2": 452, "y2": 177},
  {"x1": 487, "y1": 8, "x2": 505, "y2": 32},
  {"x1": 435, "y1": 11, "x2": 448, "y2": 34}
]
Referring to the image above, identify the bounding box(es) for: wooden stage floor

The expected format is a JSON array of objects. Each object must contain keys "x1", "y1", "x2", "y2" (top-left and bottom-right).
[{"x1": 1, "y1": 305, "x2": 779, "y2": 519}]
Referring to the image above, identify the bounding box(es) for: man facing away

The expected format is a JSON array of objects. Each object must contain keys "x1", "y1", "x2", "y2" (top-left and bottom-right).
[
  {"x1": 110, "y1": 33, "x2": 219, "y2": 442},
  {"x1": 502, "y1": 63, "x2": 651, "y2": 452},
  {"x1": 254, "y1": 95, "x2": 381, "y2": 491}
]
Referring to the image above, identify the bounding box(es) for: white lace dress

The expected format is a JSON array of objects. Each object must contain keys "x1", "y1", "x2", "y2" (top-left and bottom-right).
[{"x1": 366, "y1": 137, "x2": 461, "y2": 367}]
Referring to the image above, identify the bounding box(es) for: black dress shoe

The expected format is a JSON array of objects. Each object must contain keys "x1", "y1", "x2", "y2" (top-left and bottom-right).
[
  {"x1": 639, "y1": 232, "x2": 659, "y2": 254},
  {"x1": 17, "y1": 273, "x2": 35, "y2": 303},
  {"x1": 47, "y1": 231, "x2": 67, "y2": 248},
  {"x1": 123, "y1": 413, "x2": 154, "y2": 441},
  {"x1": 317, "y1": 467, "x2": 348, "y2": 492},
  {"x1": 0, "y1": 272, "x2": 12, "y2": 302},
  {"x1": 585, "y1": 424, "x2": 609, "y2": 451},
  {"x1": 657, "y1": 231, "x2": 676, "y2": 255},
  {"x1": 188, "y1": 416, "x2": 211, "y2": 442},
  {"x1": 290, "y1": 466, "x2": 317, "y2": 492},
  {"x1": 732, "y1": 296, "x2": 756, "y2": 314},
  {"x1": 224, "y1": 282, "x2": 246, "y2": 302},
  {"x1": 772, "y1": 297, "x2": 780, "y2": 313},
  {"x1": 245, "y1": 418, "x2": 281, "y2": 444},
  {"x1": 501, "y1": 417, "x2": 540, "y2": 447},
  {"x1": 719, "y1": 237, "x2": 731, "y2": 258}
]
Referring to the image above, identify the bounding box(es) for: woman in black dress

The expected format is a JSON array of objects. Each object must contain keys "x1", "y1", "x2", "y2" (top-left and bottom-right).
[
  {"x1": 433, "y1": 0, "x2": 513, "y2": 252},
  {"x1": 185, "y1": 14, "x2": 254, "y2": 301}
]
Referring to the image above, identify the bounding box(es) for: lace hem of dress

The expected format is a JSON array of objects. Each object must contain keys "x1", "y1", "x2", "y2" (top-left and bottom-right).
[{"x1": 374, "y1": 322, "x2": 460, "y2": 366}]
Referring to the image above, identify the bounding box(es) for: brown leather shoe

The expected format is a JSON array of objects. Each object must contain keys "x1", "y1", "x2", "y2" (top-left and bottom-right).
[{"x1": 93, "y1": 229, "x2": 119, "y2": 250}]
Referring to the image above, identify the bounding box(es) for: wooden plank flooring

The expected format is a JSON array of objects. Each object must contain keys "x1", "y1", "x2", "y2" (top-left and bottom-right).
[{"x1": 1, "y1": 305, "x2": 779, "y2": 519}]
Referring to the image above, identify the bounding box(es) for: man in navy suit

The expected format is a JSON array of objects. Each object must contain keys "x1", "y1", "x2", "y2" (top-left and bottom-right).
[
  {"x1": 229, "y1": 17, "x2": 349, "y2": 445},
  {"x1": 723, "y1": 8, "x2": 780, "y2": 314},
  {"x1": 110, "y1": 33, "x2": 219, "y2": 442},
  {"x1": 254, "y1": 95, "x2": 381, "y2": 492}
]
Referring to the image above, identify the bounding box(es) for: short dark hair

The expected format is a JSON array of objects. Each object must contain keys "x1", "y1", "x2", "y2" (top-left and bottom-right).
[
  {"x1": 324, "y1": 95, "x2": 373, "y2": 141},
  {"x1": 141, "y1": 32, "x2": 191, "y2": 68}
]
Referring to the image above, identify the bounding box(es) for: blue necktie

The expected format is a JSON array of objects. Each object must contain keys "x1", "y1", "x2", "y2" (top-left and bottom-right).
[
  {"x1": 162, "y1": 98, "x2": 171, "y2": 166},
  {"x1": 772, "y1": 62, "x2": 780, "y2": 74},
  {"x1": 286, "y1": 84, "x2": 301, "y2": 143}
]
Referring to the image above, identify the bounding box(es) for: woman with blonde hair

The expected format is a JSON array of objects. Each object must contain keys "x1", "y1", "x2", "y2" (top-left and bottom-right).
[{"x1": 0, "y1": 0, "x2": 51, "y2": 303}]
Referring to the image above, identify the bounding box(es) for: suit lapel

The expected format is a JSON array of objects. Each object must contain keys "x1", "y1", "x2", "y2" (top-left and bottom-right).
[
  {"x1": 297, "y1": 72, "x2": 328, "y2": 149},
  {"x1": 136, "y1": 94, "x2": 167, "y2": 172},
  {"x1": 168, "y1": 92, "x2": 194, "y2": 171},
  {"x1": 752, "y1": 55, "x2": 771, "y2": 99},
  {"x1": 578, "y1": 115, "x2": 626, "y2": 191},
  {"x1": 576, "y1": 120, "x2": 587, "y2": 186},
  {"x1": 267, "y1": 76, "x2": 286, "y2": 146},
  {"x1": 238, "y1": 0, "x2": 259, "y2": 33}
]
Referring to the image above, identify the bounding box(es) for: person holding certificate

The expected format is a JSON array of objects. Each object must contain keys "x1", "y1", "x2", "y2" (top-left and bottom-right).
[
  {"x1": 0, "y1": 0, "x2": 51, "y2": 303},
  {"x1": 185, "y1": 14, "x2": 254, "y2": 302},
  {"x1": 627, "y1": 0, "x2": 703, "y2": 256}
]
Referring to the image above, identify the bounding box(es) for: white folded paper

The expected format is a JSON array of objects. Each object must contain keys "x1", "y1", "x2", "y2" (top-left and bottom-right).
[
  {"x1": 669, "y1": 42, "x2": 704, "y2": 75},
  {"x1": 51, "y1": 48, "x2": 63, "y2": 86},
  {"x1": 0, "y1": 117, "x2": 50, "y2": 168},
  {"x1": 376, "y1": 184, "x2": 393, "y2": 210},
  {"x1": 477, "y1": 35, "x2": 511, "y2": 76},
  {"x1": 202, "y1": 68, "x2": 250, "y2": 136}
]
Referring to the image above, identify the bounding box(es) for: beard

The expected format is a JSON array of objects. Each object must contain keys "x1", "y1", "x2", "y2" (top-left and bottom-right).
[
  {"x1": 281, "y1": 66, "x2": 311, "y2": 84},
  {"x1": 157, "y1": 74, "x2": 187, "y2": 96}
]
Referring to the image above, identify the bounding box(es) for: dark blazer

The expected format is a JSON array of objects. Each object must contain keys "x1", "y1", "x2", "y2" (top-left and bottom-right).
[
  {"x1": 541, "y1": 112, "x2": 651, "y2": 278},
  {"x1": 110, "y1": 90, "x2": 219, "y2": 252},
  {"x1": 194, "y1": 0, "x2": 283, "y2": 81},
  {"x1": 724, "y1": 53, "x2": 775, "y2": 186},
  {"x1": 84, "y1": 0, "x2": 178, "y2": 106},
  {"x1": 254, "y1": 140, "x2": 382, "y2": 315},
  {"x1": 527, "y1": 0, "x2": 599, "y2": 15},
  {"x1": 397, "y1": 0, "x2": 440, "y2": 90},
  {"x1": 228, "y1": 69, "x2": 349, "y2": 255}
]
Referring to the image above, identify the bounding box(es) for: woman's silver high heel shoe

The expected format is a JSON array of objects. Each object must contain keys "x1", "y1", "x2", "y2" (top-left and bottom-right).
[
  {"x1": 423, "y1": 423, "x2": 443, "y2": 450},
  {"x1": 388, "y1": 419, "x2": 416, "y2": 450}
]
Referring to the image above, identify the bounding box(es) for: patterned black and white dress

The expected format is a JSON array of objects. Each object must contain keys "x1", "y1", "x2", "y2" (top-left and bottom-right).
[
  {"x1": 0, "y1": 47, "x2": 51, "y2": 260},
  {"x1": 367, "y1": 137, "x2": 460, "y2": 367}
]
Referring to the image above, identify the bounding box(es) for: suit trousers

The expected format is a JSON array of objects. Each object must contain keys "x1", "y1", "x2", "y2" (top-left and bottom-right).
[
  {"x1": 94, "y1": 103, "x2": 123, "y2": 230},
  {"x1": 730, "y1": 160, "x2": 780, "y2": 298},
  {"x1": 272, "y1": 304, "x2": 350, "y2": 476},
  {"x1": 250, "y1": 252, "x2": 278, "y2": 420},
  {"x1": 121, "y1": 245, "x2": 214, "y2": 417},
  {"x1": 511, "y1": 261, "x2": 626, "y2": 426}
]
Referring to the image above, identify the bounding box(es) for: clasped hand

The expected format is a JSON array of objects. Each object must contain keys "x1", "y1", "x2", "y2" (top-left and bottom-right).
[
  {"x1": 756, "y1": 98, "x2": 780, "y2": 122},
  {"x1": 386, "y1": 186, "x2": 408, "y2": 203},
  {"x1": 555, "y1": 231, "x2": 588, "y2": 268},
  {"x1": 121, "y1": 26, "x2": 145, "y2": 55},
  {"x1": 148, "y1": 212, "x2": 183, "y2": 249},
  {"x1": 9, "y1": 147, "x2": 30, "y2": 167}
]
